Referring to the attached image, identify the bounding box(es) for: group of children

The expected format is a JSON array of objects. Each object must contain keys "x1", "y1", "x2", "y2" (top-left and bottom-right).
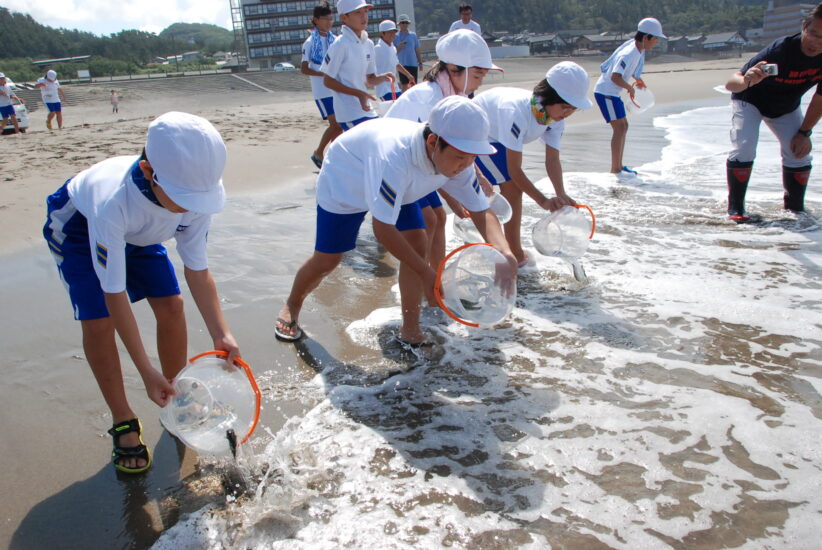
[
  {"x1": 0, "y1": 69, "x2": 67, "y2": 135},
  {"x1": 42, "y1": 0, "x2": 819, "y2": 476}
]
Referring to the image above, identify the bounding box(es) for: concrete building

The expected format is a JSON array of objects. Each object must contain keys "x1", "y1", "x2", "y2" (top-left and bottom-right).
[
  {"x1": 762, "y1": 0, "x2": 815, "y2": 44},
  {"x1": 235, "y1": 0, "x2": 416, "y2": 70}
]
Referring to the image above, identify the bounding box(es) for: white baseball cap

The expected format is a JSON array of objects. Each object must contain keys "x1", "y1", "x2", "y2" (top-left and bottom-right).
[
  {"x1": 398, "y1": 14, "x2": 411, "y2": 23},
  {"x1": 637, "y1": 17, "x2": 666, "y2": 38},
  {"x1": 436, "y1": 29, "x2": 502, "y2": 71},
  {"x1": 0, "y1": 72, "x2": 5, "y2": 79},
  {"x1": 379, "y1": 20, "x2": 397, "y2": 32},
  {"x1": 145, "y1": 112, "x2": 227, "y2": 214},
  {"x1": 429, "y1": 96, "x2": 496, "y2": 155},
  {"x1": 545, "y1": 61, "x2": 593, "y2": 110},
  {"x1": 336, "y1": 0, "x2": 372, "y2": 15},
  {"x1": 46, "y1": 69, "x2": 57, "y2": 81}
]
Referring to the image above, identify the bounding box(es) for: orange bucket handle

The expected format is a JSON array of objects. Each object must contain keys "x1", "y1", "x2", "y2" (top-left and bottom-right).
[
  {"x1": 187, "y1": 350, "x2": 262, "y2": 445},
  {"x1": 434, "y1": 242, "x2": 497, "y2": 328},
  {"x1": 571, "y1": 204, "x2": 596, "y2": 239},
  {"x1": 390, "y1": 79, "x2": 397, "y2": 101}
]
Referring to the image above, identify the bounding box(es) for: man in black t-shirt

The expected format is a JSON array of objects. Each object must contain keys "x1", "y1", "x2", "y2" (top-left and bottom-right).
[{"x1": 724, "y1": 3, "x2": 822, "y2": 221}]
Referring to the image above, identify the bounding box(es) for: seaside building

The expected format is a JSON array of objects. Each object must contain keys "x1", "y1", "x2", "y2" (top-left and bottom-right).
[
  {"x1": 233, "y1": 0, "x2": 416, "y2": 70},
  {"x1": 762, "y1": 0, "x2": 815, "y2": 43}
]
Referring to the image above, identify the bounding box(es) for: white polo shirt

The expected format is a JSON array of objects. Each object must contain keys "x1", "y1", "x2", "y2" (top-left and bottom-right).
[
  {"x1": 37, "y1": 77, "x2": 61, "y2": 103},
  {"x1": 316, "y1": 118, "x2": 489, "y2": 224},
  {"x1": 320, "y1": 24, "x2": 377, "y2": 123},
  {"x1": 449, "y1": 20, "x2": 482, "y2": 34},
  {"x1": 0, "y1": 84, "x2": 14, "y2": 107},
  {"x1": 384, "y1": 80, "x2": 444, "y2": 123},
  {"x1": 301, "y1": 32, "x2": 335, "y2": 100},
  {"x1": 473, "y1": 87, "x2": 565, "y2": 152},
  {"x1": 67, "y1": 156, "x2": 211, "y2": 293},
  {"x1": 374, "y1": 39, "x2": 399, "y2": 98},
  {"x1": 594, "y1": 42, "x2": 643, "y2": 97}
]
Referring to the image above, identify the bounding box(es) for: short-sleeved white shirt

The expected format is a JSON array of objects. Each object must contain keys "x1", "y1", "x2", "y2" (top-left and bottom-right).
[
  {"x1": 0, "y1": 84, "x2": 13, "y2": 107},
  {"x1": 594, "y1": 42, "x2": 643, "y2": 97},
  {"x1": 37, "y1": 77, "x2": 61, "y2": 103},
  {"x1": 320, "y1": 24, "x2": 377, "y2": 123},
  {"x1": 301, "y1": 32, "x2": 335, "y2": 100},
  {"x1": 316, "y1": 118, "x2": 489, "y2": 223},
  {"x1": 374, "y1": 39, "x2": 399, "y2": 98},
  {"x1": 67, "y1": 156, "x2": 212, "y2": 293},
  {"x1": 473, "y1": 87, "x2": 565, "y2": 152},
  {"x1": 449, "y1": 20, "x2": 482, "y2": 34},
  {"x1": 384, "y1": 80, "x2": 444, "y2": 123}
]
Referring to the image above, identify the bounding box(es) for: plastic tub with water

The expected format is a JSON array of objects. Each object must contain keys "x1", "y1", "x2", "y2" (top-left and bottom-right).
[
  {"x1": 626, "y1": 86, "x2": 655, "y2": 115},
  {"x1": 452, "y1": 193, "x2": 513, "y2": 244},
  {"x1": 532, "y1": 204, "x2": 596, "y2": 261}
]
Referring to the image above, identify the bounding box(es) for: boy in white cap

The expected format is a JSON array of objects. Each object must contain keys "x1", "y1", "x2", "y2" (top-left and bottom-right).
[
  {"x1": 474, "y1": 61, "x2": 593, "y2": 267},
  {"x1": 302, "y1": 2, "x2": 342, "y2": 168},
  {"x1": 375, "y1": 19, "x2": 416, "y2": 101},
  {"x1": 320, "y1": 0, "x2": 395, "y2": 131},
  {"x1": 386, "y1": 29, "x2": 500, "y2": 281},
  {"x1": 35, "y1": 69, "x2": 67, "y2": 130},
  {"x1": 593, "y1": 17, "x2": 665, "y2": 175},
  {"x1": 0, "y1": 72, "x2": 24, "y2": 135},
  {"x1": 275, "y1": 96, "x2": 517, "y2": 346},
  {"x1": 43, "y1": 112, "x2": 241, "y2": 474}
]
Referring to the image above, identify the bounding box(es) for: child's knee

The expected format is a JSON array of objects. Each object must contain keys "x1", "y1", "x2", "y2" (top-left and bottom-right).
[{"x1": 150, "y1": 294, "x2": 185, "y2": 320}]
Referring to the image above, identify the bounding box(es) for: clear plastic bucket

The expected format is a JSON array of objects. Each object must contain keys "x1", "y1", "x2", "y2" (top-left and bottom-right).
[
  {"x1": 376, "y1": 100, "x2": 394, "y2": 117},
  {"x1": 160, "y1": 351, "x2": 261, "y2": 456},
  {"x1": 452, "y1": 193, "x2": 513, "y2": 244},
  {"x1": 626, "y1": 87, "x2": 655, "y2": 115},
  {"x1": 435, "y1": 243, "x2": 516, "y2": 327},
  {"x1": 532, "y1": 204, "x2": 596, "y2": 261}
]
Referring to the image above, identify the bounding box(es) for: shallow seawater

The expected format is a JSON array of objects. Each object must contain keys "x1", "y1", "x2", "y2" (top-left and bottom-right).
[{"x1": 154, "y1": 100, "x2": 822, "y2": 549}]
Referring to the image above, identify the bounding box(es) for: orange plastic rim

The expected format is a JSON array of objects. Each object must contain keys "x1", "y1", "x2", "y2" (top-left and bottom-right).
[
  {"x1": 434, "y1": 242, "x2": 498, "y2": 327},
  {"x1": 187, "y1": 350, "x2": 262, "y2": 446},
  {"x1": 390, "y1": 79, "x2": 397, "y2": 101},
  {"x1": 571, "y1": 204, "x2": 596, "y2": 239}
]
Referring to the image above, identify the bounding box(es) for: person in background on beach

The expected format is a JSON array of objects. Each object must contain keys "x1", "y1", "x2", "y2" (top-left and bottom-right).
[
  {"x1": 0, "y1": 72, "x2": 24, "y2": 135},
  {"x1": 723, "y1": 2, "x2": 822, "y2": 222},
  {"x1": 110, "y1": 89, "x2": 119, "y2": 113},
  {"x1": 302, "y1": 2, "x2": 342, "y2": 168},
  {"x1": 35, "y1": 69, "x2": 67, "y2": 130},
  {"x1": 375, "y1": 19, "x2": 416, "y2": 101},
  {"x1": 386, "y1": 29, "x2": 500, "y2": 282},
  {"x1": 474, "y1": 62, "x2": 593, "y2": 267},
  {"x1": 43, "y1": 112, "x2": 241, "y2": 474},
  {"x1": 449, "y1": 2, "x2": 481, "y2": 34},
  {"x1": 274, "y1": 96, "x2": 517, "y2": 346},
  {"x1": 394, "y1": 14, "x2": 422, "y2": 92},
  {"x1": 320, "y1": 0, "x2": 394, "y2": 131},
  {"x1": 593, "y1": 17, "x2": 666, "y2": 175}
]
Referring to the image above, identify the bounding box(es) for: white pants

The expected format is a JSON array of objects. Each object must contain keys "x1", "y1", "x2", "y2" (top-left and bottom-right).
[{"x1": 728, "y1": 100, "x2": 811, "y2": 168}]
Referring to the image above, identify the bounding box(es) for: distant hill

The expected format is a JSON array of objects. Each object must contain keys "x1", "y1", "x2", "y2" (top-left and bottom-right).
[
  {"x1": 413, "y1": 0, "x2": 768, "y2": 36},
  {"x1": 159, "y1": 23, "x2": 234, "y2": 54}
]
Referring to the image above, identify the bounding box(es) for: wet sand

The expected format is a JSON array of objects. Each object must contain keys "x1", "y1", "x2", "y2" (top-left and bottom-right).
[{"x1": 0, "y1": 55, "x2": 738, "y2": 548}]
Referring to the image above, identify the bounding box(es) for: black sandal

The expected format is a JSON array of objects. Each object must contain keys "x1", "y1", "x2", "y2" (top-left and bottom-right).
[{"x1": 108, "y1": 418, "x2": 152, "y2": 474}]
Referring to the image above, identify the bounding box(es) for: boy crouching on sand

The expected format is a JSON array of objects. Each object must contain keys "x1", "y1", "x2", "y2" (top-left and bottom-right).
[
  {"x1": 43, "y1": 112, "x2": 241, "y2": 474},
  {"x1": 274, "y1": 96, "x2": 518, "y2": 346}
]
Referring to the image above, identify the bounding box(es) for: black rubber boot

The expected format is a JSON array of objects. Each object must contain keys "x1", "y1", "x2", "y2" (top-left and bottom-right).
[
  {"x1": 727, "y1": 159, "x2": 754, "y2": 220},
  {"x1": 782, "y1": 165, "x2": 810, "y2": 212}
]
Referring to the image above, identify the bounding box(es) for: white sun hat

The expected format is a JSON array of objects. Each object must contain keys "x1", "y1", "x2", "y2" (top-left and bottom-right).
[
  {"x1": 545, "y1": 61, "x2": 593, "y2": 110},
  {"x1": 336, "y1": 0, "x2": 372, "y2": 15},
  {"x1": 429, "y1": 96, "x2": 496, "y2": 155},
  {"x1": 436, "y1": 29, "x2": 502, "y2": 71},
  {"x1": 378, "y1": 20, "x2": 397, "y2": 32},
  {"x1": 637, "y1": 17, "x2": 666, "y2": 38},
  {"x1": 145, "y1": 112, "x2": 227, "y2": 214},
  {"x1": 46, "y1": 69, "x2": 57, "y2": 80}
]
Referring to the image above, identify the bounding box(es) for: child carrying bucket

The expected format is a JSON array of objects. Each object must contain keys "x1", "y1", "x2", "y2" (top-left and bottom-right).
[
  {"x1": 274, "y1": 96, "x2": 517, "y2": 347},
  {"x1": 473, "y1": 61, "x2": 593, "y2": 267},
  {"x1": 43, "y1": 112, "x2": 241, "y2": 474}
]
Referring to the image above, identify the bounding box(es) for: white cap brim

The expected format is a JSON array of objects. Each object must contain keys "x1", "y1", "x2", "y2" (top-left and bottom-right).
[
  {"x1": 158, "y1": 177, "x2": 226, "y2": 214},
  {"x1": 443, "y1": 138, "x2": 497, "y2": 156}
]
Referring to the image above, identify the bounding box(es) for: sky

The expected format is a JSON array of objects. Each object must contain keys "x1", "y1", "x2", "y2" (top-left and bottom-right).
[{"x1": 2, "y1": 0, "x2": 233, "y2": 36}]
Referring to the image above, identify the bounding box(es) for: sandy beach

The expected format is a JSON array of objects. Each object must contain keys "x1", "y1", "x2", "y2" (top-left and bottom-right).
[{"x1": 0, "y1": 53, "x2": 784, "y2": 549}]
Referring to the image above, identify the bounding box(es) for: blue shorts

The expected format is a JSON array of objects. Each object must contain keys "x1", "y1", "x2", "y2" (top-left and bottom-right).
[
  {"x1": 46, "y1": 102, "x2": 62, "y2": 113},
  {"x1": 594, "y1": 93, "x2": 626, "y2": 123},
  {"x1": 44, "y1": 182, "x2": 180, "y2": 321},
  {"x1": 416, "y1": 191, "x2": 443, "y2": 209},
  {"x1": 315, "y1": 202, "x2": 426, "y2": 254},
  {"x1": 339, "y1": 116, "x2": 377, "y2": 132},
  {"x1": 476, "y1": 142, "x2": 510, "y2": 185},
  {"x1": 0, "y1": 105, "x2": 15, "y2": 118},
  {"x1": 315, "y1": 96, "x2": 334, "y2": 120},
  {"x1": 380, "y1": 91, "x2": 402, "y2": 101}
]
